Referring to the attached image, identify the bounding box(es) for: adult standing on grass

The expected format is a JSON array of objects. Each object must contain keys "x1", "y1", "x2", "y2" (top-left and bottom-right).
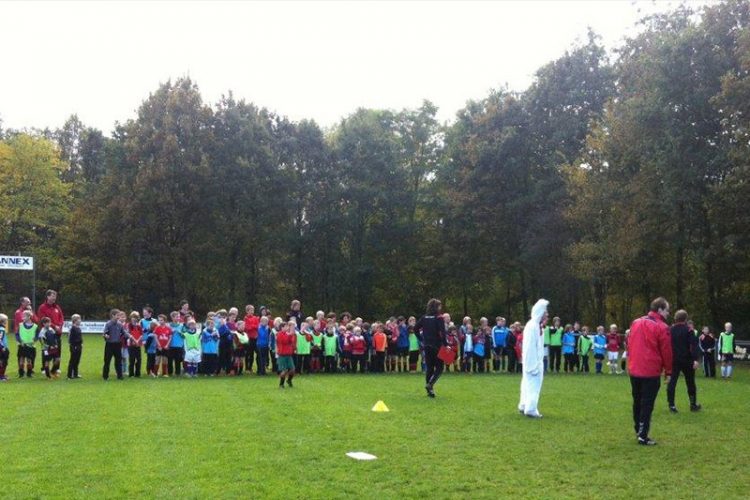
[
  {"x1": 415, "y1": 298, "x2": 446, "y2": 398},
  {"x1": 518, "y1": 299, "x2": 549, "y2": 418},
  {"x1": 102, "y1": 309, "x2": 134, "y2": 380},
  {"x1": 14, "y1": 296, "x2": 34, "y2": 334},
  {"x1": 666, "y1": 309, "x2": 701, "y2": 413},
  {"x1": 627, "y1": 297, "x2": 672, "y2": 446},
  {"x1": 37, "y1": 290, "x2": 64, "y2": 373}
]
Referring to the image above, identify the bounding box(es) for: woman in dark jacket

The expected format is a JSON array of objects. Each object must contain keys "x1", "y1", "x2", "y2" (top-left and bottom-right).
[
  {"x1": 286, "y1": 300, "x2": 303, "y2": 330},
  {"x1": 415, "y1": 298, "x2": 446, "y2": 398}
]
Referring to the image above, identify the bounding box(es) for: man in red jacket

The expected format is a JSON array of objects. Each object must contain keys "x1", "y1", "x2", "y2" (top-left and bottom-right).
[
  {"x1": 628, "y1": 297, "x2": 673, "y2": 446},
  {"x1": 37, "y1": 290, "x2": 64, "y2": 373},
  {"x1": 14, "y1": 297, "x2": 35, "y2": 334}
]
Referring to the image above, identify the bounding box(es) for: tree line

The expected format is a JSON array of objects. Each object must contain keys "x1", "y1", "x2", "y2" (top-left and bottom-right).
[{"x1": 1, "y1": 1, "x2": 749, "y2": 335}]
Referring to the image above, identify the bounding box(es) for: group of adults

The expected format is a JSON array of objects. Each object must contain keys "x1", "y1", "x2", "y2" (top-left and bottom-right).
[{"x1": 513, "y1": 296, "x2": 720, "y2": 446}]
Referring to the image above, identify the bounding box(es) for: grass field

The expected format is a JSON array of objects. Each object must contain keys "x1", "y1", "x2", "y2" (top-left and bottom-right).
[{"x1": 0, "y1": 337, "x2": 747, "y2": 499}]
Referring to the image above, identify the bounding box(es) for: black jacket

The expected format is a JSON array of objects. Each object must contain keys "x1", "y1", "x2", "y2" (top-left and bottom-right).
[
  {"x1": 415, "y1": 315, "x2": 446, "y2": 348},
  {"x1": 68, "y1": 325, "x2": 83, "y2": 345},
  {"x1": 670, "y1": 322, "x2": 698, "y2": 364}
]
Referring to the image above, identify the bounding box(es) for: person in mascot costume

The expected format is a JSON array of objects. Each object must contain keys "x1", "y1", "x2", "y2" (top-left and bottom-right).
[{"x1": 518, "y1": 299, "x2": 549, "y2": 418}]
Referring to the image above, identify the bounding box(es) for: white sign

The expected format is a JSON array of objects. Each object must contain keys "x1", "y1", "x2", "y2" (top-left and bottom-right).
[
  {"x1": 63, "y1": 320, "x2": 108, "y2": 334},
  {"x1": 0, "y1": 255, "x2": 34, "y2": 270}
]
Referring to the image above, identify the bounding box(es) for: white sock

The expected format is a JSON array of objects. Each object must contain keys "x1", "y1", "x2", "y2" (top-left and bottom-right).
[
  {"x1": 728, "y1": 366, "x2": 733, "y2": 377},
  {"x1": 721, "y1": 366, "x2": 726, "y2": 377}
]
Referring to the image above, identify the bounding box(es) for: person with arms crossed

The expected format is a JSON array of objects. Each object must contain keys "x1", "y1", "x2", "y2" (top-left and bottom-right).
[
  {"x1": 37, "y1": 290, "x2": 64, "y2": 374},
  {"x1": 666, "y1": 310, "x2": 701, "y2": 413},
  {"x1": 102, "y1": 309, "x2": 135, "y2": 380}
]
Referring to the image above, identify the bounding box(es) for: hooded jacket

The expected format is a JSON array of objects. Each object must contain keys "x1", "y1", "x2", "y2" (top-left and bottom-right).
[{"x1": 522, "y1": 299, "x2": 549, "y2": 374}]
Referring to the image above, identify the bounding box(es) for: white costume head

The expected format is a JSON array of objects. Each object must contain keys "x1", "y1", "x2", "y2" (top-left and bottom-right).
[{"x1": 529, "y1": 299, "x2": 549, "y2": 327}]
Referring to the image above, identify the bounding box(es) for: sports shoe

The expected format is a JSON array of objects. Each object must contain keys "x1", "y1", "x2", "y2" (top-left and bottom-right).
[
  {"x1": 690, "y1": 404, "x2": 702, "y2": 412},
  {"x1": 638, "y1": 437, "x2": 657, "y2": 446},
  {"x1": 525, "y1": 412, "x2": 543, "y2": 419},
  {"x1": 669, "y1": 406, "x2": 678, "y2": 413}
]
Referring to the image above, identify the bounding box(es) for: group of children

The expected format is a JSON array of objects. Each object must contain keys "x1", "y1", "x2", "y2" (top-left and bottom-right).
[
  {"x1": 0, "y1": 310, "x2": 66, "y2": 380},
  {"x1": 453, "y1": 316, "x2": 627, "y2": 375},
  {"x1": 0, "y1": 301, "x2": 739, "y2": 382}
]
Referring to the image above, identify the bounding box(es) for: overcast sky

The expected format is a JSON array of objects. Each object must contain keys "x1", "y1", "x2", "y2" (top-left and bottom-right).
[{"x1": 0, "y1": 0, "x2": 712, "y2": 135}]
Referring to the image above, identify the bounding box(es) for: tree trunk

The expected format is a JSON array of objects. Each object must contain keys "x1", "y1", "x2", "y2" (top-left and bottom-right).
[
  {"x1": 675, "y1": 202, "x2": 686, "y2": 309},
  {"x1": 520, "y1": 269, "x2": 529, "y2": 319},
  {"x1": 593, "y1": 276, "x2": 606, "y2": 327}
]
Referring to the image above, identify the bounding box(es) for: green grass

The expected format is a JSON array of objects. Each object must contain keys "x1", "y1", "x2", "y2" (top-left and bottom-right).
[{"x1": 0, "y1": 337, "x2": 747, "y2": 499}]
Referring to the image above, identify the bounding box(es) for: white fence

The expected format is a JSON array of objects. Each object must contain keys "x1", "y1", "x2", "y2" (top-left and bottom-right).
[{"x1": 62, "y1": 320, "x2": 107, "y2": 334}]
